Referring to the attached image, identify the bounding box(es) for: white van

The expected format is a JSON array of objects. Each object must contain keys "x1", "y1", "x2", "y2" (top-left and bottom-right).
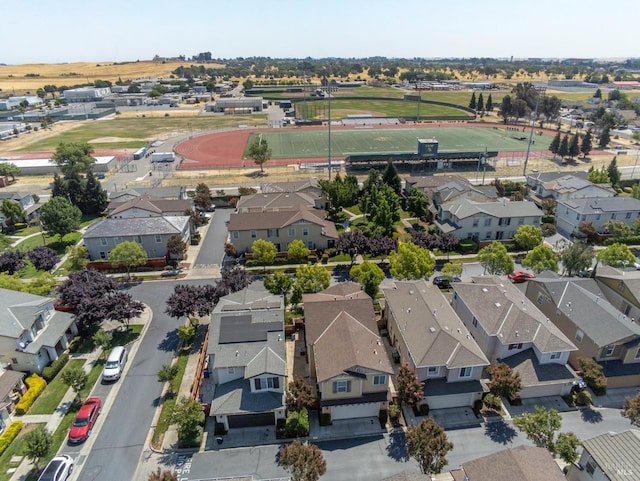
[{"x1": 102, "y1": 346, "x2": 128, "y2": 382}]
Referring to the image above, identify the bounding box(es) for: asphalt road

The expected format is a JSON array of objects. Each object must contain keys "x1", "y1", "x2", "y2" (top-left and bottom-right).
[{"x1": 193, "y1": 208, "x2": 231, "y2": 267}]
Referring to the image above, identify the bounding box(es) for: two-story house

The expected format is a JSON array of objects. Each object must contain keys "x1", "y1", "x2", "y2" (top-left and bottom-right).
[
  {"x1": 556, "y1": 197, "x2": 640, "y2": 237},
  {"x1": 434, "y1": 198, "x2": 543, "y2": 242},
  {"x1": 0, "y1": 191, "x2": 40, "y2": 227},
  {"x1": 0, "y1": 369, "x2": 26, "y2": 432},
  {"x1": 236, "y1": 192, "x2": 325, "y2": 213},
  {"x1": 594, "y1": 265, "x2": 640, "y2": 321},
  {"x1": 207, "y1": 281, "x2": 286, "y2": 431},
  {"x1": 82, "y1": 216, "x2": 190, "y2": 261},
  {"x1": 452, "y1": 277, "x2": 578, "y2": 398},
  {"x1": 227, "y1": 205, "x2": 338, "y2": 254},
  {"x1": 0, "y1": 289, "x2": 78, "y2": 374},
  {"x1": 303, "y1": 283, "x2": 392, "y2": 421},
  {"x1": 106, "y1": 194, "x2": 192, "y2": 218},
  {"x1": 567, "y1": 430, "x2": 640, "y2": 481},
  {"x1": 525, "y1": 276, "x2": 640, "y2": 388},
  {"x1": 108, "y1": 186, "x2": 187, "y2": 202},
  {"x1": 383, "y1": 280, "x2": 489, "y2": 410},
  {"x1": 526, "y1": 171, "x2": 615, "y2": 205}
]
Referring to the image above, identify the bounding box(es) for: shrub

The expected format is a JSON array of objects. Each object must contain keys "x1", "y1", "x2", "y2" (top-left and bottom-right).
[
  {"x1": 41, "y1": 353, "x2": 69, "y2": 382},
  {"x1": 508, "y1": 396, "x2": 522, "y2": 406},
  {"x1": 389, "y1": 403, "x2": 401, "y2": 420},
  {"x1": 459, "y1": 239, "x2": 478, "y2": 253},
  {"x1": 0, "y1": 421, "x2": 23, "y2": 456},
  {"x1": 579, "y1": 358, "x2": 607, "y2": 395},
  {"x1": 541, "y1": 223, "x2": 557, "y2": 237},
  {"x1": 13, "y1": 223, "x2": 27, "y2": 230},
  {"x1": 320, "y1": 412, "x2": 332, "y2": 426},
  {"x1": 178, "y1": 425, "x2": 202, "y2": 448},
  {"x1": 306, "y1": 255, "x2": 318, "y2": 264},
  {"x1": 484, "y1": 393, "x2": 502, "y2": 410},
  {"x1": 542, "y1": 215, "x2": 555, "y2": 224},
  {"x1": 14, "y1": 374, "x2": 47, "y2": 415},
  {"x1": 378, "y1": 409, "x2": 388, "y2": 427},
  {"x1": 575, "y1": 390, "x2": 592, "y2": 406},
  {"x1": 418, "y1": 403, "x2": 430, "y2": 416},
  {"x1": 473, "y1": 399, "x2": 484, "y2": 412},
  {"x1": 562, "y1": 394, "x2": 575, "y2": 407},
  {"x1": 284, "y1": 408, "x2": 309, "y2": 437},
  {"x1": 276, "y1": 418, "x2": 287, "y2": 438},
  {"x1": 67, "y1": 336, "x2": 82, "y2": 354},
  {"x1": 214, "y1": 422, "x2": 227, "y2": 436}
]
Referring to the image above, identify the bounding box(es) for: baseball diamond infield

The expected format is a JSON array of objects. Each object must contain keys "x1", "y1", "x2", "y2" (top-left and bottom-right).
[{"x1": 174, "y1": 124, "x2": 558, "y2": 170}]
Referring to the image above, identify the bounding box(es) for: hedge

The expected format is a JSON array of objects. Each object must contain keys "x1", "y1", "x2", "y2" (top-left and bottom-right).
[
  {"x1": 14, "y1": 374, "x2": 47, "y2": 415},
  {"x1": 459, "y1": 239, "x2": 478, "y2": 253},
  {"x1": 42, "y1": 353, "x2": 69, "y2": 382},
  {"x1": 0, "y1": 421, "x2": 23, "y2": 456},
  {"x1": 604, "y1": 235, "x2": 640, "y2": 246}
]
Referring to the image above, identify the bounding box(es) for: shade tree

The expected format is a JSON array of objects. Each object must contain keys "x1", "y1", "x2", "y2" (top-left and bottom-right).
[
  {"x1": 39, "y1": 196, "x2": 82, "y2": 240},
  {"x1": 522, "y1": 245, "x2": 558, "y2": 273},
  {"x1": 278, "y1": 440, "x2": 327, "y2": 481},
  {"x1": 389, "y1": 241, "x2": 435, "y2": 280},
  {"x1": 27, "y1": 246, "x2": 60, "y2": 272},
  {"x1": 478, "y1": 241, "x2": 514, "y2": 275},
  {"x1": 349, "y1": 260, "x2": 385, "y2": 298},
  {"x1": 108, "y1": 241, "x2": 148, "y2": 279},
  {"x1": 406, "y1": 418, "x2": 453, "y2": 475}
]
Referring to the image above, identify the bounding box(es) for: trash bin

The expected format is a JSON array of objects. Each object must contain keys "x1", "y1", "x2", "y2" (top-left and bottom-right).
[
  {"x1": 203, "y1": 368, "x2": 209, "y2": 378},
  {"x1": 216, "y1": 436, "x2": 223, "y2": 445}
]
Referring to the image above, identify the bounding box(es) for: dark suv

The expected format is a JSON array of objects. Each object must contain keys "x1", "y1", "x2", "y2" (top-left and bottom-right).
[{"x1": 433, "y1": 276, "x2": 461, "y2": 289}]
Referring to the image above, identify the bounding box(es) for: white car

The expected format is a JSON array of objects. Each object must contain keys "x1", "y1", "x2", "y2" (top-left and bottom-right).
[{"x1": 37, "y1": 455, "x2": 74, "y2": 481}]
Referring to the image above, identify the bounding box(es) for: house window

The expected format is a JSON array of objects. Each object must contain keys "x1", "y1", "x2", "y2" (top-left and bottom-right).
[
  {"x1": 154, "y1": 234, "x2": 162, "y2": 243},
  {"x1": 627, "y1": 212, "x2": 633, "y2": 219},
  {"x1": 427, "y1": 366, "x2": 440, "y2": 377},
  {"x1": 100, "y1": 237, "x2": 108, "y2": 246},
  {"x1": 267, "y1": 228, "x2": 279, "y2": 238},
  {"x1": 518, "y1": 217, "x2": 525, "y2": 225},
  {"x1": 635, "y1": 348, "x2": 640, "y2": 359},
  {"x1": 596, "y1": 214, "x2": 601, "y2": 220},
  {"x1": 472, "y1": 219, "x2": 479, "y2": 227},
  {"x1": 472, "y1": 317, "x2": 478, "y2": 328},
  {"x1": 484, "y1": 218, "x2": 492, "y2": 227},
  {"x1": 498, "y1": 218, "x2": 511, "y2": 226},
  {"x1": 288, "y1": 227, "x2": 296, "y2": 237},
  {"x1": 302, "y1": 227, "x2": 309, "y2": 236},
  {"x1": 605, "y1": 345, "x2": 614, "y2": 357},
  {"x1": 333, "y1": 380, "x2": 351, "y2": 393},
  {"x1": 254, "y1": 377, "x2": 280, "y2": 390},
  {"x1": 586, "y1": 459, "x2": 596, "y2": 475},
  {"x1": 11, "y1": 358, "x2": 18, "y2": 364},
  {"x1": 232, "y1": 231, "x2": 239, "y2": 240},
  {"x1": 373, "y1": 375, "x2": 386, "y2": 385},
  {"x1": 99, "y1": 251, "x2": 107, "y2": 259},
  {"x1": 250, "y1": 230, "x2": 257, "y2": 239},
  {"x1": 459, "y1": 367, "x2": 472, "y2": 378},
  {"x1": 485, "y1": 232, "x2": 492, "y2": 239},
  {"x1": 114, "y1": 236, "x2": 122, "y2": 245},
  {"x1": 135, "y1": 235, "x2": 142, "y2": 243},
  {"x1": 549, "y1": 352, "x2": 561, "y2": 360},
  {"x1": 508, "y1": 343, "x2": 523, "y2": 350},
  {"x1": 537, "y1": 294, "x2": 544, "y2": 305},
  {"x1": 307, "y1": 241, "x2": 313, "y2": 249},
  {"x1": 612, "y1": 213, "x2": 617, "y2": 220},
  {"x1": 576, "y1": 329, "x2": 584, "y2": 343},
  {"x1": 581, "y1": 215, "x2": 586, "y2": 221}
]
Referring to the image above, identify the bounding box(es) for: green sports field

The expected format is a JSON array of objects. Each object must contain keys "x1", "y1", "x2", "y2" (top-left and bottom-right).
[{"x1": 247, "y1": 126, "x2": 551, "y2": 159}]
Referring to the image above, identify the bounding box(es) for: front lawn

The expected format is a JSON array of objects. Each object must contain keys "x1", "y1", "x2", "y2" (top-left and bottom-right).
[
  {"x1": 0, "y1": 423, "x2": 46, "y2": 481},
  {"x1": 28, "y1": 359, "x2": 86, "y2": 414}
]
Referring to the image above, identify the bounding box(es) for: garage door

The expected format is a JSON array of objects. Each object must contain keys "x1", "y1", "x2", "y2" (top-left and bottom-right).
[
  {"x1": 228, "y1": 412, "x2": 274, "y2": 428},
  {"x1": 426, "y1": 393, "x2": 473, "y2": 410},
  {"x1": 331, "y1": 403, "x2": 379, "y2": 420}
]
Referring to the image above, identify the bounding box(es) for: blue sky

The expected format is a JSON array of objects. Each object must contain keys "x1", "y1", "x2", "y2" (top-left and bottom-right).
[{"x1": 4, "y1": 0, "x2": 637, "y2": 64}]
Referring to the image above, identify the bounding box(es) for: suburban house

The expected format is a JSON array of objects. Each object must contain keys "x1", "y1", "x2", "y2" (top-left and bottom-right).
[
  {"x1": 303, "y1": 283, "x2": 393, "y2": 421},
  {"x1": 451, "y1": 277, "x2": 578, "y2": 398},
  {"x1": 567, "y1": 430, "x2": 640, "y2": 481},
  {"x1": 0, "y1": 369, "x2": 26, "y2": 432},
  {"x1": 106, "y1": 194, "x2": 192, "y2": 218},
  {"x1": 453, "y1": 445, "x2": 565, "y2": 481},
  {"x1": 556, "y1": 197, "x2": 640, "y2": 237},
  {"x1": 594, "y1": 265, "x2": 640, "y2": 321},
  {"x1": 261, "y1": 178, "x2": 325, "y2": 198},
  {"x1": 82, "y1": 216, "x2": 190, "y2": 261},
  {"x1": 207, "y1": 281, "x2": 286, "y2": 431},
  {"x1": 0, "y1": 191, "x2": 41, "y2": 227},
  {"x1": 525, "y1": 276, "x2": 640, "y2": 388},
  {"x1": 526, "y1": 172, "x2": 615, "y2": 204},
  {"x1": 403, "y1": 175, "x2": 479, "y2": 221},
  {"x1": 0, "y1": 289, "x2": 78, "y2": 374},
  {"x1": 227, "y1": 205, "x2": 338, "y2": 254},
  {"x1": 235, "y1": 192, "x2": 325, "y2": 213},
  {"x1": 383, "y1": 280, "x2": 490, "y2": 409},
  {"x1": 108, "y1": 186, "x2": 187, "y2": 202},
  {"x1": 434, "y1": 198, "x2": 543, "y2": 242}
]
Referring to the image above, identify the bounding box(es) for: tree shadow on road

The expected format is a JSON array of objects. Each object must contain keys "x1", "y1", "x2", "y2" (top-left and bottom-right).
[
  {"x1": 386, "y1": 428, "x2": 409, "y2": 462},
  {"x1": 580, "y1": 407, "x2": 603, "y2": 424},
  {"x1": 484, "y1": 419, "x2": 518, "y2": 445},
  {"x1": 158, "y1": 328, "x2": 180, "y2": 352}
]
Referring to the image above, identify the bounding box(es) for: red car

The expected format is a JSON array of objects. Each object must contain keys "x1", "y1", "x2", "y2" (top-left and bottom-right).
[
  {"x1": 68, "y1": 397, "x2": 101, "y2": 444},
  {"x1": 508, "y1": 271, "x2": 535, "y2": 283},
  {"x1": 54, "y1": 299, "x2": 75, "y2": 313}
]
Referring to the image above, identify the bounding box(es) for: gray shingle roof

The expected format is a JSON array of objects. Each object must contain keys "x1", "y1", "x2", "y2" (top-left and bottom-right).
[
  {"x1": 209, "y1": 378, "x2": 283, "y2": 416},
  {"x1": 236, "y1": 192, "x2": 320, "y2": 211},
  {"x1": 559, "y1": 197, "x2": 640, "y2": 214},
  {"x1": 227, "y1": 206, "x2": 338, "y2": 239},
  {"x1": 501, "y1": 348, "x2": 577, "y2": 387},
  {"x1": 244, "y1": 347, "x2": 286, "y2": 378},
  {"x1": 82, "y1": 216, "x2": 189, "y2": 238},
  {"x1": 527, "y1": 170, "x2": 589, "y2": 185},
  {"x1": 462, "y1": 445, "x2": 565, "y2": 481},
  {"x1": 261, "y1": 178, "x2": 320, "y2": 193},
  {"x1": 108, "y1": 195, "x2": 191, "y2": 216},
  {"x1": 581, "y1": 430, "x2": 640, "y2": 481},
  {"x1": 383, "y1": 280, "x2": 489, "y2": 369},
  {"x1": 442, "y1": 198, "x2": 542, "y2": 220},
  {"x1": 0, "y1": 288, "x2": 50, "y2": 338}
]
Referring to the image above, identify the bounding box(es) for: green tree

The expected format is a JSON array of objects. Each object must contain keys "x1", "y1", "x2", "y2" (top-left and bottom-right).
[
  {"x1": 469, "y1": 92, "x2": 477, "y2": 110},
  {"x1": 397, "y1": 363, "x2": 424, "y2": 407},
  {"x1": 406, "y1": 186, "x2": 429, "y2": 219},
  {"x1": 622, "y1": 392, "x2": 640, "y2": 426},
  {"x1": 560, "y1": 242, "x2": 593, "y2": 276},
  {"x1": 349, "y1": 260, "x2": 385, "y2": 298},
  {"x1": 251, "y1": 239, "x2": 277, "y2": 271},
  {"x1": 0, "y1": 162, "x2": 20, "y2": 182},
  {"x1": 0, "y1": 199, "x2": 25, "y2": 231},
  {"x1": 568, "y1": 134, "x2": 580, "y2": 159},
  {"x1": 587, "y1": 166, "x2": 611, "y2": 184},
  {"x1": 92, "y1": 330, "x2": 112, "y2": 352},
  {"x1": 66, "y1": 245, "x2": 89, "y2": 271},
  {"x1": 79, "y1": 171, "x2": 108, "y2": 215},
  {"x1": 247, "y1": 136, "x2": 272, "y2": 172},
  {"x1": 39, "y1": 196, "x2": 81, "y2": 240},
  {"x1": 287, "y1": 239, "x2": 311, "y2": 264},
  {"x1": 389, "y1": 241, "x2": 435, "y2": 280},
  {"x1": 486, "y1": 363, "x2": 522, "y2": 400},
  {"x1": 171, "y1": 396, "x2": 205, "y2": 447},
  {"x1": 52, "y1": 141, "x2": 96, "y2": 177},
  {"x1": 594, "y1": 88, "x2": 602, "y2": 99},
  {"x1": 23, "y1": 425, "x2": 52, "y2": 470},
  {"x1": 597, "y1": 242, "x2": 636, "y2": 268},
  {"x1": 166, "y1": 235, "x2": 187, "y2": 259},
  {"x1": 558, "y1": 134, "x2": 569, "y2": 158},
  {"x1": 477, "y1": 92, "x2": 484, "y2": 112},
  {"x1": 286, "y1": 377, "x2": 317, "y2": 412},
  {"x1": 61, "y1": 366, "x2": 88, "y2": 401},
  {"x1": 108, "y1": 241, "x2": 148, "y2": 279},
  {"x1": 361, "y1": 183, "x2": 400, "y2": 236},
  {"x1": 318, "y1": 175, "x2": 360, "y2": 210},
  {"x1": 603, "y1": 220, "x2": 632, "y2": 240},
  {"x1": 548, "y1": 132, "x2": 561, "y2": 158},
  {"x1": 513, "y1": 225, "x2": 543, "y2": 251},
  {"x1": 599, "y1": 125, "x2": 611, "y2": 147},
  {"x1": 486, "y1": 93, "x2": 493, "y2": 111},
  {"x1": 540, "y1": 198, "x2": 557, "y2": 216},
  {"x1": 193, "y1": 183, "x2": 214, "y2": 211},
  {"x1": 295, "y1": 264, "x2": 330, "y2": 293},
  {"x1": 406, "y1": 418, "x2": 453, "y2": 475},
  {"x1": 581, "y1": 130, "x2": 593, "y2": 158},
  {"x1": 278, "y1": 440, "x2": 326, "y2": 481},
  {"x1": 382, "y1": 159, "x2": 402, "y2": 196},
  {"x1": 441, "y1": 261, "x2": 463, "y2": 279},
  {"x1": 607, "y1": 156, "x2": 621, "y2": 187},
  {"x1": 513, "y1": 406, "x2": 561, "y2": 451},
  {"x1": 478, "y1": 241, "x2": 514, "y2": 275},
  {"x1": 264, "y1": 272, "x2": 294, "y2": 306},
  {"x1": 157, "y1": 364, "x2": 180, "y2": 393},
  {"x1": 522, "y1": 245, "x2": 558, "y2": 274},
  {"x1": 555, "y1": 432, "x2": 580, "y2": 464}
]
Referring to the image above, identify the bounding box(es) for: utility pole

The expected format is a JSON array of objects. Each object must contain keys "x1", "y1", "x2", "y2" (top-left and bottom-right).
[
  {"x1": 327, "y1": 82, "x2": 332, "y2": 181},
  {"x1": 522, "y1": 86, "x2": 546, "y2": 177}
]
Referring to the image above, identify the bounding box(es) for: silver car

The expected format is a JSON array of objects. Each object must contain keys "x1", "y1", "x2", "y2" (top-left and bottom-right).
[{"x1": 37, "y1": 454, "x2": 74, "y2": 481}]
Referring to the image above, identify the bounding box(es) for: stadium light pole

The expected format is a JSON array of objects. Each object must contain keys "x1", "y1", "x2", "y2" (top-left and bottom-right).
[
  {"x1": 522, "y1": 86, "x2": 546, "y2": 177},
  {"x1": 327, "y1": 81, "x2": 332, "y2": 180}
]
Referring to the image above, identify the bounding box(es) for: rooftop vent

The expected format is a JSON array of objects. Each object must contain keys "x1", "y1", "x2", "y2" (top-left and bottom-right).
[
  {"x1": 482, "y1": 288, "x2": 488, "y2": 293},
  {"x1": 495, "y1": 302, "x2": 502, "y2": 308},
  {"x1": 429, "y1": 327, "x2": 436, "y2": 333}
]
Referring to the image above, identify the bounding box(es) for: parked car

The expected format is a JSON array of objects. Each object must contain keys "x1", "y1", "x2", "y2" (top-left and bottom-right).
[
  {"x1": 508, "y1": 271, "x2": 535, "y2": 283},
  {"x1": 37, "y1": 454, "x2": 74, "y2": 481},
  {"x1": 101, "y1": 346, "x2": 128, "y2": 382},
  {"x1": 433, "y1": 276, "x2": 462, "y2": 289},
  {"x1": 68, "y1": 397, "x2": 101, "y2": 444},
  {"x1": 53, "y1": 299, "x2": 75, "y2": 312}
]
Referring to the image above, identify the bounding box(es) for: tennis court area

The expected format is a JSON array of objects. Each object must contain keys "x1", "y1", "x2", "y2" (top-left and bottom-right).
[{"x1": 247, "y1": 126, "x2": 551, "y2": 160}]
